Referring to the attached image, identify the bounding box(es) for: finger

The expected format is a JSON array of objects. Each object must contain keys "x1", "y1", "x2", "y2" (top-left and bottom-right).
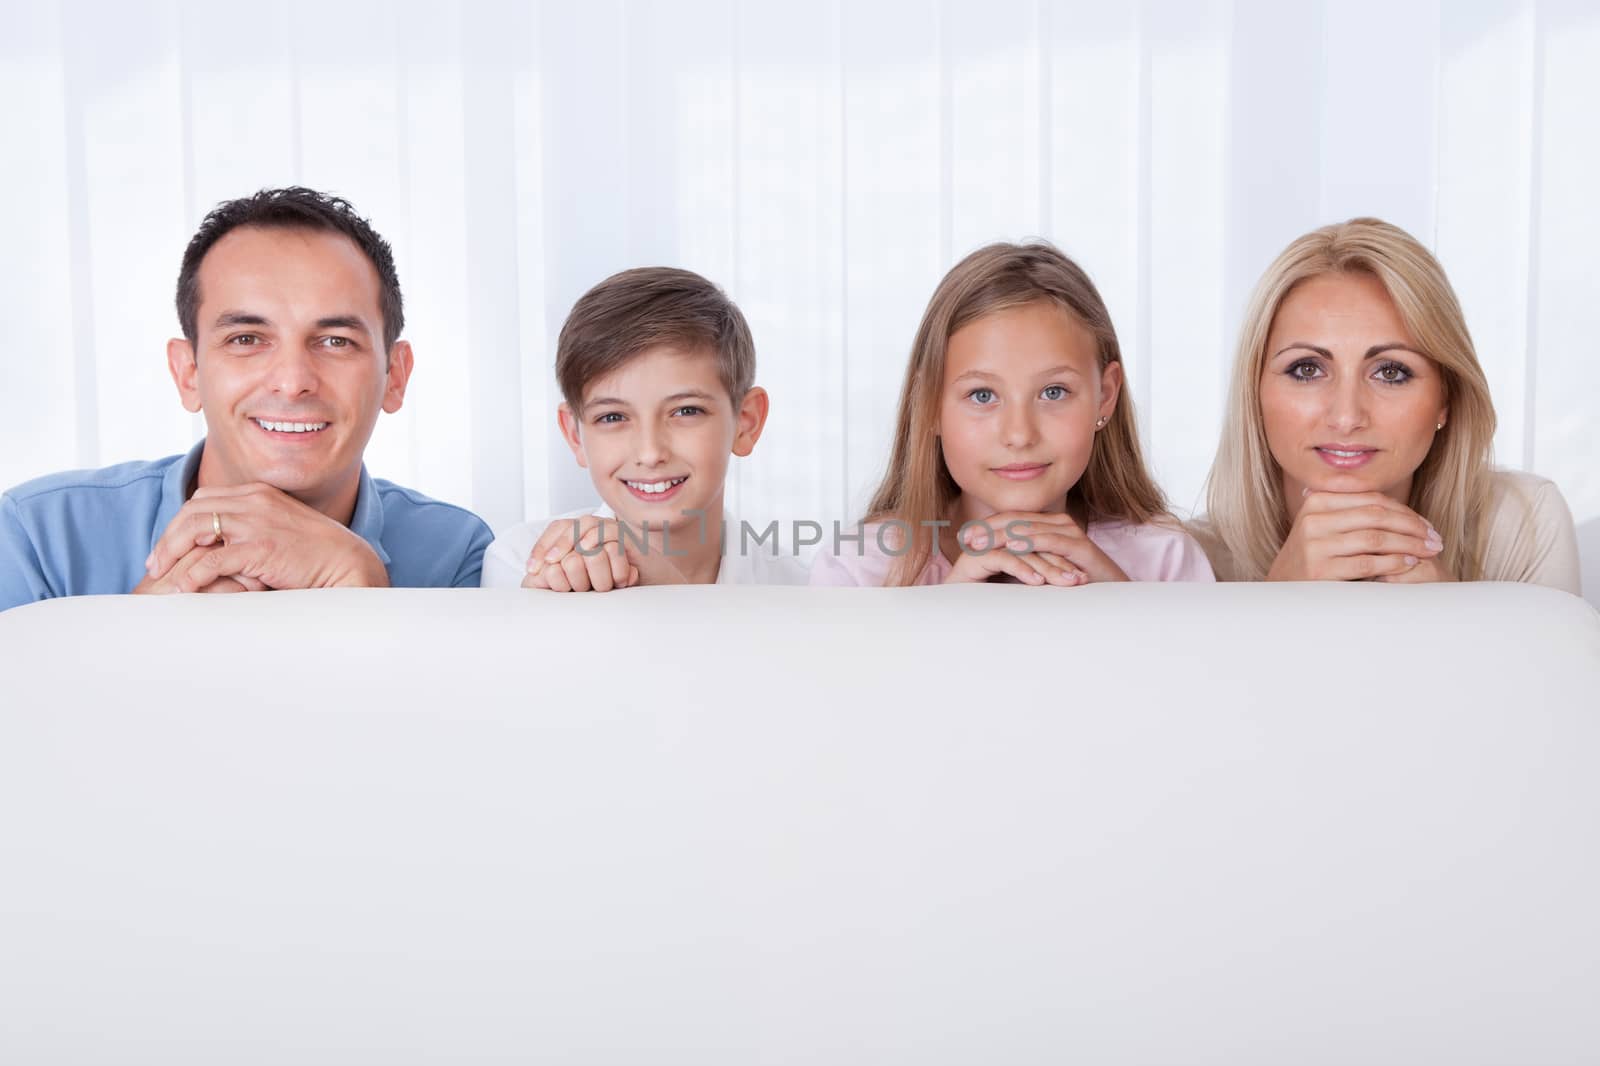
[
  {"x1": 542, "y1": 562, "x2": 572, "y2": 593},
  {"x1": 1305, "y1": 504, "x2": 1440, "y2": 548},
  {"x1": 584, "y1": 545, "x2": 616, "y2": 593},
  {"x1": 1325, "y1": 553, "x2": 1421, "y2": 581},
  {"x1": 147, "y1": 502, "x2": 252, "y2": 577},
  {"x1": 529, "y1": 519, "x2": 580, "y2": 569},
  {"x1": 606, "y1": 535, "x2": 630, "y2": 588},
  {"x1": 1035, "y1": 550, "x2": 1088, "y2": 585},
  {"x1": 197, "y1": 576, "x2": 251, "y2": 594},
  {"x1": 176, "y1": 544, "x2": 252, "y2": 593},
  {"x1": 559, "y1": 551, "x2": 592, "y2": 593},
  {"x1": 976, "y1": 547, "x2": 1046, "y2": 585},
  {"x1": 1015, "y1": 549, "x2": 1077, "y2": 587},
  {"x1": 521, "y1": 567, "x2": 551, "y2": 590},
  {"x1": 1322, "y1": 529, "x2": 1440, "y2": 562}
]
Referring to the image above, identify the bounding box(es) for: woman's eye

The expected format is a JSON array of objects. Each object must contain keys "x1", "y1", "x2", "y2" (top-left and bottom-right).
[
  {"x1": 968, "y1": 388, "x2": 996, "y2": 405},
  {"x1": 1374, "y1": 361, "x2": 1412, "y2": 384},
  {"x1": 1040, "y1": 385, "x2": 1068, "y2": 401},
  {"x1": 1287, "y1": 360, "x2": 1321, "y2": 381}
]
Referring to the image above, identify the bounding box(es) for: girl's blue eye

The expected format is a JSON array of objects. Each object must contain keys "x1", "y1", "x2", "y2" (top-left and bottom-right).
[
  {"x1": 1041, "y1": 385, "x2": 1068, "y2": 401},
  {"x1": 1374, "y1": 361, "x2": 1412, "y2": 384},
  {"x1": 968, "y1": 388, "x2": 996, "y2": 405}
]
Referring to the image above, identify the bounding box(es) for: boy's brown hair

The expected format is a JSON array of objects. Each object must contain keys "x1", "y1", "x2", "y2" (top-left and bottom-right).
[{"x1": 556, "y1": 267, "x2": 756, "y2": 411}]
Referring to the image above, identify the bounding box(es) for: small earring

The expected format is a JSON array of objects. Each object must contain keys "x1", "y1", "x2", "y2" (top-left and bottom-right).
[
  {"x1": 1435, "y1": 422, "x2": 1444, "y2": 431},
  {"x1": 1095, "y1": 416, "x2": 1108, "y2": 429}
]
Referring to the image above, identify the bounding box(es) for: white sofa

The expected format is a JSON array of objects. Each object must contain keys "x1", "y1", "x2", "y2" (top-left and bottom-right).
[{"x1": 2, "y1": 582, "x2": 1598, "y2": 1064}]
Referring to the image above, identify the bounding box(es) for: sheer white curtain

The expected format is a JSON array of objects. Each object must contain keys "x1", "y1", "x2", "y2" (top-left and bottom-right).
[{"x1": 2, "y1": 0, "x2": 1596, "y2": 549}]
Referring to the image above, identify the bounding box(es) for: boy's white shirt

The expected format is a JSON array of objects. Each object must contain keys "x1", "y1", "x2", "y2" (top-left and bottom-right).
[{"x1": 480, "y1": 503, "x2": 808, "y2": 589}]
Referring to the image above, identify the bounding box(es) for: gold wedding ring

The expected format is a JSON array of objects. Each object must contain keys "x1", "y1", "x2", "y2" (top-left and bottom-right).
[{"x1": 212, "y1": 512, "x2": 223, "y2": 541}]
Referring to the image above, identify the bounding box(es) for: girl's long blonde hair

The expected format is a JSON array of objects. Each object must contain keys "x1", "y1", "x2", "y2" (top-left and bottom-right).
[
  {"x1": 865, "y1": 241, "x2": 1171, "y2": 586},
  {"x1": 1203, "y1": 217, "x2": 1498, "y2": 580}
]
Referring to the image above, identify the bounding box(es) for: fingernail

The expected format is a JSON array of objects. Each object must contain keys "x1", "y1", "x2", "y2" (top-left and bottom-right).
[
  {"x1": 1006, "y1": 539, "x2": 1027, "y2": 551},
  {"x1": 144, "y1": 554, "x2": 154, "y2": 571},
  {"x1": 1301, "y1": 486, "x2": 1311, "y2": 497},
  {"x1": 1404, "y1": 555, "x2": 1418, "y2": 566},
  {"x1": 545, "y1": 548, "x2": 563, "y2": 563}
]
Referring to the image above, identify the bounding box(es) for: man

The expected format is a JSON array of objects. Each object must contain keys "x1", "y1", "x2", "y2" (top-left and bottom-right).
[{"x1": 0, "y1": 187, "x2": 491, "y2": 611}]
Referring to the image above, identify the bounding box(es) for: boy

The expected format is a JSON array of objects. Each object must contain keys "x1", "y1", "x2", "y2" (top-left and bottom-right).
[{"x1": 480, "y1": 267, "x2": 804, "y2": 590}]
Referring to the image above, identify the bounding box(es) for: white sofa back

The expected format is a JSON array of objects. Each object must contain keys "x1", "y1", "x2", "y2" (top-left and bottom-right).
[{"x1": 2, "y1": 583, "x2": 1598, "y2": 1063}]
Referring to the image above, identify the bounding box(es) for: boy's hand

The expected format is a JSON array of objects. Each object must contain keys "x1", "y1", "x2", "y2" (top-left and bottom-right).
[
  {"x1": 958, "y1": 512, "x2": 1128, "y2": 583},
  {"x1": 523, "y1": 514, "x2": 637, "y2": 592}
]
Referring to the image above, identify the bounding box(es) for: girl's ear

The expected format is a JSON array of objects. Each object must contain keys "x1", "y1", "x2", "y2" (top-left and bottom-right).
[
  {"x1": 556, "y1": 403, "x2": 589, "y2": 469},
  {"x1": 1098, "y1": 361, "x2": 1123, "y2": 425},
  {"x1": 731, "y1": 386, "x2": 770, "y2": 458}
]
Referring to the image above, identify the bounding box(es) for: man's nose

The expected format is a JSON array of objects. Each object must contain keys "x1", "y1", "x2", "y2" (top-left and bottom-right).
[{"x1": 268, "y1": 345, "x2": 319, "y2": 397}]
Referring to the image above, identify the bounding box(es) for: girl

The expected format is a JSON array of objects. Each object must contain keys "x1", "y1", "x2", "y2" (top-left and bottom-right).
[{"x1": 811, "y1": 241, "x2": 1213, "y2": 586}]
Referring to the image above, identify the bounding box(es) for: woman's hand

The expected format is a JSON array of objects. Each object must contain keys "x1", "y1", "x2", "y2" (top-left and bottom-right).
[{"x1": 1267, "y1": 491, "x2": 1444, "y2": 582}]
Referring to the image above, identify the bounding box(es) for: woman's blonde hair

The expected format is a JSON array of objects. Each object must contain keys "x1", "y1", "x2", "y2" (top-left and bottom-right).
[
  {"x1": 864, "y1": 241, "x2": 1170, "y2": 586},
  {"x1": 1203, "y1": 217, "x2": 1497, "y2": 580}
]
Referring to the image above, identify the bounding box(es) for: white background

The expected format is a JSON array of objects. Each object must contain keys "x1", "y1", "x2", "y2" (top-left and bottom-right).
[{"x1": 2, "y1": 0, "x2": 1596, "y2": 560}]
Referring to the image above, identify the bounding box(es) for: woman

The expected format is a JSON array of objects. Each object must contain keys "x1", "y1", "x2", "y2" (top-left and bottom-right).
[{"x1": 1194, "y1": 217, "x2": 1580, "y2": 592}]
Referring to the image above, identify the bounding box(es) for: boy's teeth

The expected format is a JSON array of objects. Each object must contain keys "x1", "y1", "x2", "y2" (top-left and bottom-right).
[
  {"x1": 257, "y1": 419, "x2": 328, "y2": 433},
  {"x1": 627, "y1": 477, "x2": 686, "y2": 494}
]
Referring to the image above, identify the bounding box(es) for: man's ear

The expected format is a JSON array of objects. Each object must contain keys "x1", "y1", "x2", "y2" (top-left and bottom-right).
[
  {"x1": 381, "y1": 340, "x2": 415, "y2": 414},
  {"x1": 731, "y1": 386, "x2": 770, "y2": 458},
  {"x1": 167, "y1": 337, "x2": 202, "y2": 413},
  {"x1": 556, "y1": 402, "x2": 589, "y2": 469},
  {"x1": 1097, "y1": 361, "x2": 1123, "y2": 425}
]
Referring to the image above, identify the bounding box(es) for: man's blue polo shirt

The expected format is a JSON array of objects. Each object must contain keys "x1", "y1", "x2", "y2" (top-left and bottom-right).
[{"x1": 0, "y1": 441, "x2": 493, "y2": 612}]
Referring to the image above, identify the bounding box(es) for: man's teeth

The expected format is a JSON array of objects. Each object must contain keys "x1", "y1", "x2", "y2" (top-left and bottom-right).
[
  {"x1": 626, "y1": 477, "x2": 687, "y2": 494},
  {"x1": 256, "y1": 419, "x2": 328, "y2": 433}
]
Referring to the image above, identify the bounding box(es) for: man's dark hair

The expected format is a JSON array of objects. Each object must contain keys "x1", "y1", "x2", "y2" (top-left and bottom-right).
[
  {"x1": 556, "y1": 267, "x2": 756, "y2": 412},
  {"x1": 176, "y1": 186, "x2": 404, "y2": 350}
]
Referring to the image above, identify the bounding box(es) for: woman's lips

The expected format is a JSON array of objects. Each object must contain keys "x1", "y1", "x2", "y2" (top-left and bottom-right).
[
  {"x1": 991, "y1": 463, "x2": 1050, "y2": 481},
  {"x1": 1314, "y1": 446, "x2": 1377, "y2": 469}
]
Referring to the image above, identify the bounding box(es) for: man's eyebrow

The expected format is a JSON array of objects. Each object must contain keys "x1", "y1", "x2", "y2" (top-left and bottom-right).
[
  {"x1": 315, "y1": 315, "x2": 371, "y2": 335},
  {"x1": 213, "y1": 311, "x2": 271, "y2": 329}
]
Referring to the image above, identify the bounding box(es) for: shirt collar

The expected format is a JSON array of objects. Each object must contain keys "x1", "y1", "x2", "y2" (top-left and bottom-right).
[{"x1": 150, "y1": 438, "x2": 389, "y2": 567}]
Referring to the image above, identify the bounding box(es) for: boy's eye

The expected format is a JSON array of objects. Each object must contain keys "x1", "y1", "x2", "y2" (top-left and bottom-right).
[
  {"x1": 1286, "y1": 359, "x2": 1322, "y2": 381},
  {"x1": 671, "y1": 405, "x2": 706, "y2": 417},
  {"x1": 1374, "y1": 361, "x2": 1412, "y2": 384},
  {"x1": 594, "y1": 412, "x2": 625, "y2": 425},
  {"x1": 968, "y1": 388, "x2": 997, "y2": 405},
  {"x1": 1040, "y1": 385, "x2": 1068, "y2": 401}
]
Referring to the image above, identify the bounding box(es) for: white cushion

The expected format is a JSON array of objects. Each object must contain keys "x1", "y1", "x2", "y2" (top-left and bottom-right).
[{"x1": 2, "y1": 583, "x2": 1598, "y2": 1062}]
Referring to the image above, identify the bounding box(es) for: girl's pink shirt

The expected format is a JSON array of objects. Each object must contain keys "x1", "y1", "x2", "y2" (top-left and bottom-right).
[{"x1": 808, "y1": 518, "x2": 1216, "y2": 586}]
